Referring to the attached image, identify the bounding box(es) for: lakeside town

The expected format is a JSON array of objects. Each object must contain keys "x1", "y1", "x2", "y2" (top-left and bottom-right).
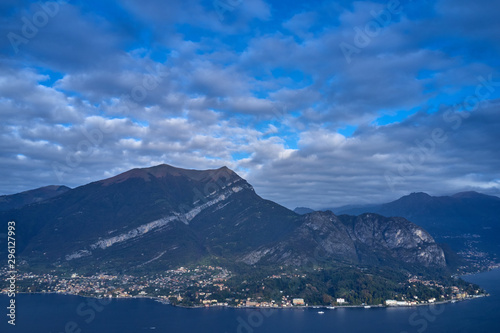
[
  {"x1": 0, "y1": 265, "x2": 487, "y2": 309},
  {"x1": 442, "y1": 233, "x2": 500, "y2": 273}
]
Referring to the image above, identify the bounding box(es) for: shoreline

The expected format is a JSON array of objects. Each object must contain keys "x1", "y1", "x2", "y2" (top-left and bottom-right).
[
  {"x1": 457, "y1": 264, "x2": 500, "y2": 278},
  {"x1": 5, "y1": 291, "x2": 489, "y2": 310}
]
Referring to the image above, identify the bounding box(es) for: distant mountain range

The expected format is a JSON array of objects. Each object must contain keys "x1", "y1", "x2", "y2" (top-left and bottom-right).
[
  {"x1": 0, "y1": 164, "x2": 450, "y2": 276},
  {"x1": 329, "y1": 192, "x2": 500, "y2": 265}
]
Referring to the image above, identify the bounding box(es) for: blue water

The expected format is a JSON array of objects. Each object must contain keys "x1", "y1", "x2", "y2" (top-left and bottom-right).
[{"x1": 1, "y1": 269, "x2": 499, "y2": 333}]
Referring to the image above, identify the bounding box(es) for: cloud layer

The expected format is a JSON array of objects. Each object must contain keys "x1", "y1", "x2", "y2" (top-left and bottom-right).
[{"x1": 1, "y1": 0, "x2": 499, "y2": 208}]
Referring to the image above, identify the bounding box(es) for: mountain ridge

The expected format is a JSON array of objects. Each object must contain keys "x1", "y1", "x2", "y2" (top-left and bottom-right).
[
  {"x1": 0, "y1": 164, "x2": 451, "y2": 275},
  {"x1": 99, "y1": 164, "x2": 236, "y2": 186},
  {"x1": 0, "y1": 185, "x2": 70, "y2": 211},
  {"x1": 331, "y1": 191, "x2": 500, "y2": 267}
]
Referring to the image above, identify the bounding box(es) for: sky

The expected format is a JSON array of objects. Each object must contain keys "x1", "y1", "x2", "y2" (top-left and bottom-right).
[{"x1": 0, "y1": 0, "x2": 499, "y2": 209}]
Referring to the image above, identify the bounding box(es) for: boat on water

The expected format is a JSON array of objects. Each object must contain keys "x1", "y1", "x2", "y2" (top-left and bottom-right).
[
  {"x1": 364, "y1": 306, "x2": 371, "y2": 309},
  {"x1": 326, "y1": 306, "x2": 336, "y2": 310},
  {"x1": 318, "y1": 311, "x2": 325, "y2": 314}
]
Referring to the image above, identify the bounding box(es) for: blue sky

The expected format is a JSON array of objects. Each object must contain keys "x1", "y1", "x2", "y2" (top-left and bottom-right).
[{"x1": 1, "y1": 0, "x2": 499, "y2": 208}]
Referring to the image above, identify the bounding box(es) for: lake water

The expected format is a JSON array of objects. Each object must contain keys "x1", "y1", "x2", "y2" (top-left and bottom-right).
[{"x1": 1, "y1": 269, "x2": 499, "y2": 333}]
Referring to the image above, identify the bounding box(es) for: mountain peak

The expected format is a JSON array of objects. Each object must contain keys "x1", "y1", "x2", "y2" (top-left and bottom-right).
[
  {"x1": 408, "y1": 192, "x2": 431, "y2": 198},
  {"x1": 293, "y1": 207, "x2": 315, "y2": 215},
  {"x1": 452, "y1": 191, "x2": 500, "y2": 200},
  {"x1": 100, "y1": 164, "x2": 240, "y2": 186},
  {"x1": 397, "y1": 192, "x2": 432, "y2": 202}
]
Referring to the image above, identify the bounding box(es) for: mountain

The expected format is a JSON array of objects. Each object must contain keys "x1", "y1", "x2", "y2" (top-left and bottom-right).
[
  {"x1": 332, "y1": 191, "x2": 500, "y2": 265},
  {"x1": 1, "y1": 165, "x2": 449, "y2": 275},
  {"x1": 0, "y1": 185, "x2": 70, "y2": 211},
  {"x1": 293, "y1": 207, "x2": 315, "y2": 215},
  {"x1": 242, "y1": 211, "x2": 446, "y2": 268},
  {"x1": 0, "y1": 164, "x2": 299, "y2": 272}
]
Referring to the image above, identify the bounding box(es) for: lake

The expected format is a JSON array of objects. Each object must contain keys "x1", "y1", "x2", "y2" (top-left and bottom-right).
[{"x1": 1, "y1": 269, "x2": 499, "y2": 333}]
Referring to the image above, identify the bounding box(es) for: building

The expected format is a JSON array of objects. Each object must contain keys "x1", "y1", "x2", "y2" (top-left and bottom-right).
[
  {"x1": 246, "y1": 301, "x2": 258, "y2": 307},
  {"x1": 292, "y1": 298, "x2": 305, "y2": 306},
  {"x1": 336, "y1": 298, "x2": 346, "y2": 304}
]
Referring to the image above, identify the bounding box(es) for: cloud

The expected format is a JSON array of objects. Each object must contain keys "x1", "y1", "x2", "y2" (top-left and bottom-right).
[
  {"x1": 282, "y1": 11, "x2": 318, "y2": 38},
  {"x1": 0, "y1": 0, "x2": 499, "y2": 211},
  {"x1": 0, "y1": 66, "x2": 82, "y2": 124},
  {"x1": 1, "y1": 2, "x2": 133, "y2": 72},
  {"x1": 120, "y1": 0, "x2": 270, "y2": 36},
  {"x1": 247, "y1": 100, "x2": 500, "y2": 208}
]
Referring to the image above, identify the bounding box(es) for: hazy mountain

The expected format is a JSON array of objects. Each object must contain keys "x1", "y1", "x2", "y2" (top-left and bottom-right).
[
  {"x1": 0, "y1": 185, "x2": 70, "y2": 211},
  {"x1": 332, "y1": 191, "x2": 500, "y2": 262},
  {"x1": 333, "y1": 203, "x2": 380, "y2": 215},
  {"x1": 1, "y1": 165, "x2": 449, "y2": 275}
]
